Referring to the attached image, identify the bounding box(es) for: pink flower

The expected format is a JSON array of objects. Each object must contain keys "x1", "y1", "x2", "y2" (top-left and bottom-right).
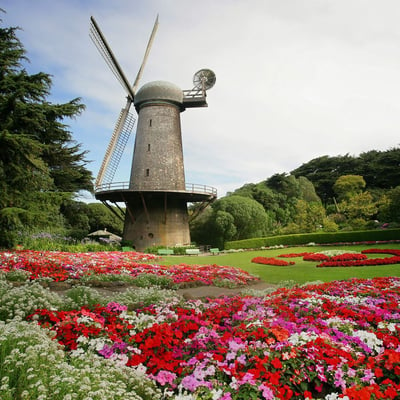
[
  {"x1": 153, "y1": 370, "x2": 177, "y2": 387},
  {"x1": 258, "y1": 383, "x2": 275, "y2": 400}
]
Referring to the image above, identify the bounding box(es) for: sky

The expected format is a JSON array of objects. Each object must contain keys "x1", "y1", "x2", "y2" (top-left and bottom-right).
[{"x1": 3, "y1": 0, "x2": 400, "y2": 201}]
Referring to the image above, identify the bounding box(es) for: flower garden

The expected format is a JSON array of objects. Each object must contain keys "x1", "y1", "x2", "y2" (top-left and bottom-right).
[{"x1": 1, "y1": 249, "x2": 400, "y2": 399}]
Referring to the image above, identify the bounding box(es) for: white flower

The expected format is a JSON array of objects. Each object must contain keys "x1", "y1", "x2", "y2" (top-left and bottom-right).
[{"x1": 353, "y1": 330, "x2": 383, "y2": 353}]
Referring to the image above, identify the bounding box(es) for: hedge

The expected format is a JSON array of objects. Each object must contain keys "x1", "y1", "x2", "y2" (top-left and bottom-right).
[{"x1": 224, "y1": 229, "x2": 400, "y2": 250}]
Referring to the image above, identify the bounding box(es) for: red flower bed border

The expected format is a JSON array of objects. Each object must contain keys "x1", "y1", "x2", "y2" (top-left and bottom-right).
[
  {"x1": 251, "y1": 256, "x2": 295, "y2": 266},
  {"x1": 317, "y1": 249, "x2": 400, "y2": 268},
  {"x1": 276, "y1": 249, "x2": 400, "y2": 268}
]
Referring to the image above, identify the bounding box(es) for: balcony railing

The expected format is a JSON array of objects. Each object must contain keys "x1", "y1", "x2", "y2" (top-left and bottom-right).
[{"x1": 95, "y1": 181, "x2": 217, "y2": 197}]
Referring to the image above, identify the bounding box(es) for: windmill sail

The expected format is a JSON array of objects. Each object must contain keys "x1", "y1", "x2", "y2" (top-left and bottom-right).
[
  {"x1": 95, "y1": 102, "x2": 136, "y2": 188},
  {"x1": 132, "y1": 15, "x2": 159, "y2": 93},
  {"x1": 90, "y1": 16, "x2": 135, "y2": 99}
]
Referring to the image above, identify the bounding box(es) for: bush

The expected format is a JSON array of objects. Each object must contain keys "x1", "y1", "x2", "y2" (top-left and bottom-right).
[
  {"x1": 0, "y1": 282, "x2": 64, "y2": 321},
  {"x1": 0, "y1": 320, "x2": 161, "y2": 400},
  {"x1": 114, "y1": 287, "x2": 182, "y2": 309},
  {"x1": 225, "y1": 228, "x2": 400, "y2": 250},
  {"x1": 132, "y1": 273, "x2": 176, "y2": 289},
  {"x1": 64, "y1": 285, "x2": 106, "y2": 309}
]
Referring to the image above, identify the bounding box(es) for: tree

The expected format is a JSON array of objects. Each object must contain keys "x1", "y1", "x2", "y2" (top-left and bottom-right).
[
  {"x1": 339, "y1": 192, "x2": 378, "y2": 228},
  {"x1": 291, "y1": 154, "x2": 359, "y2": 203},
  {"x1": 86, "y1": 203, "x2": 123, "y2": 236},
  {"x1": 333, "y1": 175, "x2": 366, "y2": 202},
  {"x1": 297, "y1": 176, "x2": 320, "y2": 203},
  {"x1": 378, "y1": 185, "x2": 400, "y2": 224},
  {"x1": 0, "y1": 17, "x2": 93, "y2": 246},
  {"x1": 292, "y1": 200, "x2": 326, "y2": 233},
  {"x1": 291, "y1": 149, "x2": 400, "y2": 203},
  {"x1": 212, "y1": 195, "x2": 269, "y2": 241}
]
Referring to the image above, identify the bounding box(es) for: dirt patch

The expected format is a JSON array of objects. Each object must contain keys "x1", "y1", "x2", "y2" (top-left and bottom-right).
[{"x1": 36, "y1": 280, "x2": 277, "y2": 300}]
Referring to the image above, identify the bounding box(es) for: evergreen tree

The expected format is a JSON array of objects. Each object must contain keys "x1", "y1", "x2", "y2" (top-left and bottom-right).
[{"x1": 0, "y1": 17, "x2": 93, "y2": 246}]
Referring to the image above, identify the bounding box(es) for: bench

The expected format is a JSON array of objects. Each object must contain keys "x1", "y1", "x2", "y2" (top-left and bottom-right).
[
  {"x1": 210, "y1": 248, "x2": 220, "y2": 254},
  {"x1": 185, "y1": 248, "x2": 200, "y2": 255},
  {"x1": 157, "y1": 249, "x2": 174, "y2": 256}
]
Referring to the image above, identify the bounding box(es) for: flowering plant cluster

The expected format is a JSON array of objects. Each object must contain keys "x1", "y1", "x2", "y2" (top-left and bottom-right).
[
  {"x1": 304, "y1": 253, "x2": 367, "y2": 262},
  {"x1": 0, "y1": 250, "x2": 258, "y2": 286},
  {"x1": 278, "y1": 252, "x2": 313, "y2": 258},
  {"x1": 28, "y1": 277, "x2": 400, "y2": 399},
  {"x1": 276, "y1": 249, "x2": 400, "y2": 269},
  {"x1": 251, "y1": 256, "x2": 295, "y2": 266},
  {"x1": 317, "y1": 249, "x2": 400, "y2": 268}
]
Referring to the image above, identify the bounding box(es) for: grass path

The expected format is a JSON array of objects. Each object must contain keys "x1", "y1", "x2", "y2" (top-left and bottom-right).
[{"x1": 158, "y1": 243, "x2": 400, "y2": 284}]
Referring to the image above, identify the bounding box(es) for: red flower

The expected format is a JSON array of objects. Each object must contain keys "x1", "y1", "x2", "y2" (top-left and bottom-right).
[
  {"x1": 271, "y1": 357, "x2": 283, "y2": 369},
  {"x1": 251, "y1": 257, "x2": 295, "y2": 266}
]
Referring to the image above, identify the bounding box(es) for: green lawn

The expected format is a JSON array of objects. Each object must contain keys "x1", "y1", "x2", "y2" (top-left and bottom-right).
[{"x1": 158, "y1": 243, "x2": 400, "y2": 285}]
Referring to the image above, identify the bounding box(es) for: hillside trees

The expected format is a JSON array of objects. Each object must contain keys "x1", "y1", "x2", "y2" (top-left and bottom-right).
[
  {"x1": 329, "y1": 175, "x2": 378, "y2": 229},
  {"x1": 291, "y1": 148, "x2": 400, "y2": 203},
  {"x1": 0, "y1": 19, "x2": 93, "y2": 246},
  {"x1": 378, "y1": 186, "x2": 400, "y2": 224}
]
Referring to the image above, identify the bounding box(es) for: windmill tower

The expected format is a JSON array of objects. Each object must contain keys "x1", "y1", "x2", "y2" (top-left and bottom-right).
[{"x1": 90, "y1": 16, "x2": 217, "y2": 251}]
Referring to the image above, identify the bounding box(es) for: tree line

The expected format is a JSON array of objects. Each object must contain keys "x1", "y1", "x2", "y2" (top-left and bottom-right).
[{"x1": 190, "y1": 164, "x2": 400, "y2": 248}]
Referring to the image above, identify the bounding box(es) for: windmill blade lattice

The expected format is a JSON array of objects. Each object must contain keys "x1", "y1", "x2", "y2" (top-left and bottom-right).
[
  {"x1": 89, "y1": 16, "x2": 135, "y2": 100},
  {"x1": 95, "y1": 106, "x2": 136, "y2": 187}
]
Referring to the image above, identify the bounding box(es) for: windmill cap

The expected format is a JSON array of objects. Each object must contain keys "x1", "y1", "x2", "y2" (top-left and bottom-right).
[{"x1": 134, "y1": 81, "x2": 183, "y2": 107}]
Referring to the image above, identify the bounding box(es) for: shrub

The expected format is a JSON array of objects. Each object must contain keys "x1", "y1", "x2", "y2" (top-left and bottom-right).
[
  {"x1": 114, "y1": 287, "x2": 183, "y2": 309},
  {"x1": 0, "y1": 320, "x2": 161, "y2": 400},
  {"x1": 132, "y1": 273, "x2": 176, "y2": 289},
  {"x1": 225, "y1": 228, "x2": 400, "y2": 250},
  {"x1": 64, "y1": 285, "x2": 106, "y2": 309},
  {"x1": 0, "y1": 282, "x2": 64, "y2": 321}
]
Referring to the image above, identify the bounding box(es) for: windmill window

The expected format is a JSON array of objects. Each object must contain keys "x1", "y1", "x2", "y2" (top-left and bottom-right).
[
  {"x1": 149, "y1": 119, "x2": 152, "y2": 127},
  {"x1": 146, "y1": 169, "x2": 150, "y2": 177},
  {"x1": 147, "y1": 144, "x2": 151, "y2": 152}
]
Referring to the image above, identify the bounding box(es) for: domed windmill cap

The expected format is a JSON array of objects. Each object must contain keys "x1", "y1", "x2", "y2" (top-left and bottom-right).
[{"x1": 134, "y1": 81, "x2": 183, "y2": 107}]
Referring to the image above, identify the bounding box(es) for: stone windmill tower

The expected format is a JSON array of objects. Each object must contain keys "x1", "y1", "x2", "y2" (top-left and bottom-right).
[{"x1": 90, "y1": 16, "x2": 217, "y2": 251}]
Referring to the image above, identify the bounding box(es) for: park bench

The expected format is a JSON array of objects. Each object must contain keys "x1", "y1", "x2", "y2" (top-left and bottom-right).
[
  {"x1": 185, "y1": 248, "x2": 200, "y2": 255},
  {"x1": 157, "y1": 248, "x2": 174, "y2": 256},
  {"x1": 210, "y1": 248, "x2": 220, "y2": 254}
]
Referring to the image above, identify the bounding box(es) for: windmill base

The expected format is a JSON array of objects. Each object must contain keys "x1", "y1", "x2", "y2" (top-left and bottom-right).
[{"x1": 123, "y1": 195, "x2": 191, "y2": 252}]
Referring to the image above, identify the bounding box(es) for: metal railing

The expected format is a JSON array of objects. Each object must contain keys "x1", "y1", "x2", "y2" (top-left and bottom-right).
[
  {"x1": 185, "y1": 183, "x2": 217, "y2": 196},
  {"x1": 95, "y1": 181, "x2": 130, "y2": 192},
  {"x1": 95, "y1": 181, "x2": 217, "y2": 197}
]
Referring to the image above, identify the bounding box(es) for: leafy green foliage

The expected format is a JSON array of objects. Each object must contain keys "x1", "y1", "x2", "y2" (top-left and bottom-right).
[
  {"x1": 291, "y1": 148, "x2": 400, "y2": 202},
  {"x1": 0, "y1": 19, "x2": 93, "y2": 247},
  {"x1": 86, "y1": 203, "x2": 123, "y2": 235},
  {"x1": 225, "y1": 228, "x2": 400, "y2": 250},
  {"x1": 378, "y1": 186, "x2": 400, "y2": 224},
  {"x1": 333, "y1": 175, "x2": 366, "y2": 201}
]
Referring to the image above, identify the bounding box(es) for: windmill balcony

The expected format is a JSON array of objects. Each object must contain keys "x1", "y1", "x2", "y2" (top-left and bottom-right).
[{"x1": 95, "y1": 181, "x2": 217, "y2": 198}]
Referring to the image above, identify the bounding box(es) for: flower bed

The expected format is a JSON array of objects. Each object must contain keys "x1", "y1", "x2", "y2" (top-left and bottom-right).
[
  {"x1": 317, "y1": 249, "x2": 400, "y2": 268},
  {"x1": 276, "y1": 249, "x2": 400, "y2": 268},
  {"x1": 0, "y1": 250, "x2": 258, "y2": 287},
  {"x1": 278, "y1": 252, "x2": 313, "y2": 258},
  {"x1": 22, "y1": 277, "x2": 400, "y2": 399},
  {"x1": 251, "y1": 256, "x2": 295, "y2": 266}
]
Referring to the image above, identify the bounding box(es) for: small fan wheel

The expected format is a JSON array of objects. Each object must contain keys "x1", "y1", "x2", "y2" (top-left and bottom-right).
[{"x1": 193, "y1": 69, "x2": 216, "y2": 90}]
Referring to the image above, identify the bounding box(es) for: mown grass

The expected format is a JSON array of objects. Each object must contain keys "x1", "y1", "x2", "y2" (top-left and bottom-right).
[{"x1": 158, "y1": 243, "x2": 400, "y2": 284}]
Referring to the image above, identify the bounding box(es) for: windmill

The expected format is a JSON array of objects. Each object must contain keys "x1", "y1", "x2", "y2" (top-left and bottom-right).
[{"x1": 90, "y1": 16, "x2": 217, "y2": 251}]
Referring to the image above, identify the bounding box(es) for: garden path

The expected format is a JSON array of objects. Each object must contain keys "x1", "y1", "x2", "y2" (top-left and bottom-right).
[{"x1": 46, "y1": 280, "x2": 277, "y2": 300}]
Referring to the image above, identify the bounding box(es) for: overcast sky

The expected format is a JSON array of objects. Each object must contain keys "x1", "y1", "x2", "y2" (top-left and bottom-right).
[{"x1": 3, "y1": 0, "x2": 400, "y2": 201}]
